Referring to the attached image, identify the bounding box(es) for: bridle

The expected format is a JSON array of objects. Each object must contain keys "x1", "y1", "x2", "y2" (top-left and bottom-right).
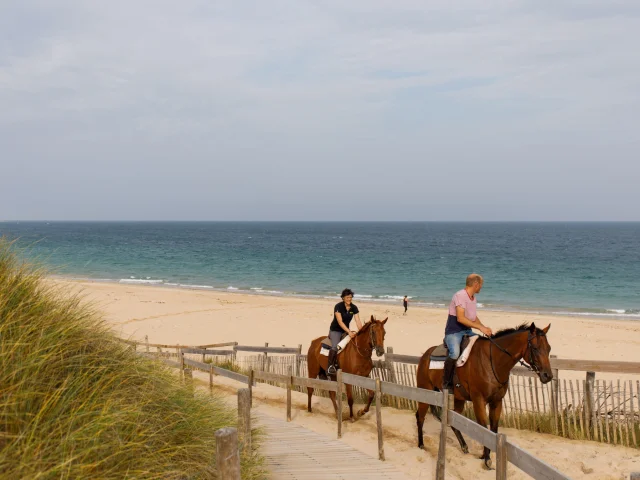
[
  {"x1": 352, "y1": 322, "x2": 382, "y2": 359},
  {"x1": 487, "y1": 330, "x2": 546, "y2": 386}
]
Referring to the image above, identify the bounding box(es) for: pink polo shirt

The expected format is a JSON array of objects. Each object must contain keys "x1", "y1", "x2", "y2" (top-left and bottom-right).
[{"x1": 448, "y1": 289, "x2": 477, "y2": 322}]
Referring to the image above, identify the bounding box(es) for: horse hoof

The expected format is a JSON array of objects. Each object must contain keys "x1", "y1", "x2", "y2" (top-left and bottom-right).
[
  {"x1": 418, "y1": 443, "x2": 424, "y2": 450},
  {"x1": 357, "y1": 409, "x2": 365, "y2": 417},
  {"x1": 461, "y1": 445, "x2": 469, "y2": 454},
  {"x1": 483, "y1": 458, "x2": 493, "y2": 470}
]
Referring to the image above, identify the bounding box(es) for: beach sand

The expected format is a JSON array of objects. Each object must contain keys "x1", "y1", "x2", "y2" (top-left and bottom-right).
[{"x1": 56, "y1": 279, "x2": 640, "y2": 479}]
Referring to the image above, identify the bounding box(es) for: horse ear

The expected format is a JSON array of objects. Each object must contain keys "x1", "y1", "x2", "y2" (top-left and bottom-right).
[
  {"x1": 381, "y1": 317, "x2": 388, "y2": 324},
  {"x1": 529, "y1": 322, "x2": 536, "y2": 333},
  {"x1": 370, "y1": 315, "x2": 375, "y2": 322},
  {"x1": 543, "y1": 324, "x2": 551, "y2": 334}
]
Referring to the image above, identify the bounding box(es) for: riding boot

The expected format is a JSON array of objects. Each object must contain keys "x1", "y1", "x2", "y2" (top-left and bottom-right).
[
  {"x1": 327, "y1": 349, "x2": 338, "y2": 375},
  {"x1": 442, "y1": 357, "x2": 457, "y2": 390}
]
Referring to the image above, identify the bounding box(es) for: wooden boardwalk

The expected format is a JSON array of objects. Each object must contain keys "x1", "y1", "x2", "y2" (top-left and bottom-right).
[{"x1": 257, "y1": 414, "x2": 410, "y2": 480}]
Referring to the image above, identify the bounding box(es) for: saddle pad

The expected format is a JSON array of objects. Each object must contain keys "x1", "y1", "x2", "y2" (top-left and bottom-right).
[
  {"x1": 431, "y1": 335, "x2": 471, "y2": 359},
  {"x1": 320, "y1": 333, "x2": 350, "y2": 356},
  {"x1": 429, "y1": 336, "x2": 479, "y2": 370}
]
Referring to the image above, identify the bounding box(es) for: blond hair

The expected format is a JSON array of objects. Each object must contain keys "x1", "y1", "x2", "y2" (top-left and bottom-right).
[{"x1": 466, "y1": 273, "x2": 484, "y2": 287}]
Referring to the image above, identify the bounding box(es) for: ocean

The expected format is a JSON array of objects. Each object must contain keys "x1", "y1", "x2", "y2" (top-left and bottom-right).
[{"x1": 1, "y1": 222, "x2": 638, "y2": 319}]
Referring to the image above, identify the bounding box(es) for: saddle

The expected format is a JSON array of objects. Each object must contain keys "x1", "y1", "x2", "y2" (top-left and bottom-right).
[
  {"x1": 320, "y1": 332, "x2": 348, "y2": 356},
  {"x1": 430, "y1": 335, "x2": 472, "y2": 362}
]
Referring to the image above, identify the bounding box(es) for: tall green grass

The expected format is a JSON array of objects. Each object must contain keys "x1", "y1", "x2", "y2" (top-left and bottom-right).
[{"x1": 0, "y1": 240, "x2": 264, "y2": 479}]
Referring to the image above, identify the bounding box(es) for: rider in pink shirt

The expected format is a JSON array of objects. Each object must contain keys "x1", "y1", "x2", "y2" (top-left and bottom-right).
[{"x1": 442, "y1": 274, "x2": 494, "y2": 389}]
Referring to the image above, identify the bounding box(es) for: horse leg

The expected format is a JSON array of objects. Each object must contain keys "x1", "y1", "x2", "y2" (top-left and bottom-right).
[
  {"x1": 416, "y1": 402, "x2": 430, "y2": 449},
  {"x1": 487, "y1": 400, "x2": 503, "y2": 458},
  {"x1": 307, "y1": 387, "x2": 314, "y2": 413},
  {"x1": 450, "y1": 399, "x2": 469, "y2": 454},
  {"x1": 346, "y1": 384, "x2": 355, "y2": 421},
  {"x1": 357, "y1": 388, "x2": 375, "y2": 417},
  {"x1": 471, "y1": 397, "x2": 492, "y2": 469},
  {"x1": 328, "y1": 391, "x2": 339, "y2": 417}
]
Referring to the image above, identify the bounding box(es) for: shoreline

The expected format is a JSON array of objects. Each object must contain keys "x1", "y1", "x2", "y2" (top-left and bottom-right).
[
  {"x1": 50, "y1": 274, "x2": 640, "y2": 321},
  {"x1": 51, "y1": 278, "x2": 640, "y2": 365}
]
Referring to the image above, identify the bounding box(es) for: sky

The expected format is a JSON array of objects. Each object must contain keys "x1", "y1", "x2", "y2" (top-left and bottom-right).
[{"x1": 1, "y1": 1, "x2": 639, "y2": 221}]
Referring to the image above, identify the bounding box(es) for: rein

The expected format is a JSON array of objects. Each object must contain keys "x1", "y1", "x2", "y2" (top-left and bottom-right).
[
  {"x1": 351, "y1": 323, "x2": 377, "y2": 359},
  {"x1": 486, "y1": 331, "x2": 544, "y2": 386}
]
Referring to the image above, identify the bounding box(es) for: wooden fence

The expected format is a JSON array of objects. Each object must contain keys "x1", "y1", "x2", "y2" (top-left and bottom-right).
[
  {"x1": 129, "y1": 338, "x2": 640, "y2": 449},
  {"x1": 170, "y1": 348, "x2": 570, "y2": 480}
]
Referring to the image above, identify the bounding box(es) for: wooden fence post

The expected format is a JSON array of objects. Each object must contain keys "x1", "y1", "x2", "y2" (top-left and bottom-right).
[
  {"x1": 585, "y1": 371, "x2": 596, "y2": 434},
  {"x1": 287, "y1": 366, "x2": 292, "y2": 422},
  {"x1": 145, "y1": 335, "x2": 149, "y2": 353},
  {"x1": 263, "y1": 342, "x2": 269, "y2": 372},
  {"x1": 375, "y1": 378, "x2": 384, "y2": 461},
  {"x1": 238, "y1": 388, "x2": 251, "y2": 454},
  {"x1": 209, "y1": 364, "x2": 214, "y2": 389},
  {"x1": 496, "y1": 433, "x2": 508, "y2": 480},
  {"x1": 295, "y1": 344, "x2": 302, "y2": 378},
  {"x1": 550, "y1": 355, "x2": 559, "y2": 432},
  {"x1": 436, "y1": 390, "x2": 452, "y2": 480},
  {"x1": 232, "y1": 342, "x2": 238, "y2": 366},
  {"x1": 179, "y1": 348, "x2": 185, "y2": 379},
  {"x1": 337, "y1": 369, "x2": 343, "y2": 438},
  {"x1": 215, "y1": 427, "x2": 241, "y2": 480},
  {"x1": 386, "y1": 347, "x2": 397, "y2": 383},
  {"x1": 248, "y1": 369, "x2": 254, "y2": 408}
]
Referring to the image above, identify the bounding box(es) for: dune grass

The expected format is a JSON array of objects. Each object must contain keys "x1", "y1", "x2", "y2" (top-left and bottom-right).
[{"x1": 0, "y1": 239, "x2": 265, "y2": 479}]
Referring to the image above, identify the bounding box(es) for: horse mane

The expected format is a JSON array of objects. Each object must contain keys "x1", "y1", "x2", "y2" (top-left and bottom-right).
[
  {"x1": 356, "y1": 320, "x2": 374, "y2": 336},
  {"x1": 489, "y1": 322, "x2": 542, "y2": 339}
]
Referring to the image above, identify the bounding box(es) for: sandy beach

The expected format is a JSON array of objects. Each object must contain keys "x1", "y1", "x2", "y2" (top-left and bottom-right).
[
  {"x1": 56, "y1": 279, "x2": 640, "y2": 479},
  {"x1": 58, "y1": 279, "x2": 640, "y2": 363}
]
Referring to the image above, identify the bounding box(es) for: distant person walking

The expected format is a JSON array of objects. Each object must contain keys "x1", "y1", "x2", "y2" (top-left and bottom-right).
[{"x1": 403, "y1": 296, "x2": 409, "y2": 315}]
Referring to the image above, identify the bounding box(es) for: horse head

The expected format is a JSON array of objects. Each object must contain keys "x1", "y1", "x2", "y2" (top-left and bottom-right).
[
  {"x1": 525, "y1": 323, "x2": 553, "y2": 384},
  {"x1": 360, "y1": 315, "x2": 388, "y2": 357}
]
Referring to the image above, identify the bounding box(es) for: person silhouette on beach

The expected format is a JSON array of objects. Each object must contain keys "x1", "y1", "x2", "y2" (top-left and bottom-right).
[{"x1": 403, "y1": 296, "x2": 409, "y2": 315}]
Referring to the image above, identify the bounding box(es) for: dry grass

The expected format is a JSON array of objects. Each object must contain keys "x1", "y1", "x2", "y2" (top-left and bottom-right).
[{"x1": 0, "y1": 239, "x2": 265, "y2": 479}]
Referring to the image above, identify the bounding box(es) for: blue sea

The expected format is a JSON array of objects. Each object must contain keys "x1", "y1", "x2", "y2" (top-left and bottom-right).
[{"x1": 1, "y1": 222, "x2": 639, "y2": 319}]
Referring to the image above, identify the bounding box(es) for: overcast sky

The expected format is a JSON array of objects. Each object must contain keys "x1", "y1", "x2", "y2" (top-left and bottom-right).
[{"x1": 1, "y1": 1, "x2": 639, "y2": 221}]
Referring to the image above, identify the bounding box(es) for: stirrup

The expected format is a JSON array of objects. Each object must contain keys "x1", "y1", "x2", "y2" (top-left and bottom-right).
[{"x1": 327, "y1": 364, "x2": 337, "y2": 375}]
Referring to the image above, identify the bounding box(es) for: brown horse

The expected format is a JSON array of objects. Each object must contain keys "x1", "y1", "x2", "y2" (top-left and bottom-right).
[
  {"x1": 416, "y1": 323, "x2": 553, "y2": 469},
  {"x1": 307, "y1": 316, "x2": 387, "y2": 420}
]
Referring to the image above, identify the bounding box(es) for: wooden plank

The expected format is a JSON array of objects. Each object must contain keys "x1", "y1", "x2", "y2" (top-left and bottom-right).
[
  {"x1": 234, "y1": 345, "x2": 300, "y2": 354},
  {"x1": 199, "y1": 342, "x2": 237, "y2": 348},
  {"x1": 506, "y1": 442, "x2": 571, "y2": 480},
  {"x1": 380, "y1": 381, "x2": 443, "y2": 407},
  {"x1": 551, "y1": 358, "x2": 640, "y2": 374},
  {"x1": 629, "y1": 380, "x2": 637, "y2": 447},
  {"x1": 595, "y1": 380, "x2": 603, "y2": 442},
  {"x1": 286, "y1": 367, "x2": 292, "y2": 422},
  {"x1": 292, "y1": 376, "x2": 339, "y2": 393},
  {"x1": 254, "y1": 370, "x2": 289, "y2": 384},
  {"x1": 385, "y1": 352, "x2": 421, "y2": 365},
  {"x1": 183, "y1": 357, "x2": 210, "y2": 371},
  {"x1": 496, "y1": 433, "x2": 507, "y2": 480},
  {"x1": 436, "y1": 392, "x2": 453, "y2": 480},
  {"x1": 448, "y1": 411, "x2": 497, "y2": 450},
  {"x1": 342, "y1": 372, "x2": 376, "y2": 391},
  {"x1": 212, "y1": 366, "x2": 249, "y2": 384},
  {"x1": 180, "y1": 347, "x2": 234, "y2": 356},
  {"x1": 375, "y1": 379, "x2": 384, "y2": 461}
]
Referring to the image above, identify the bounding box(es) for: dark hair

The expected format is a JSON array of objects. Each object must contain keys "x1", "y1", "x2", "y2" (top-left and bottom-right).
[{"x1": 341, "y1": 288, "x2": 354, "y2": 298}]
